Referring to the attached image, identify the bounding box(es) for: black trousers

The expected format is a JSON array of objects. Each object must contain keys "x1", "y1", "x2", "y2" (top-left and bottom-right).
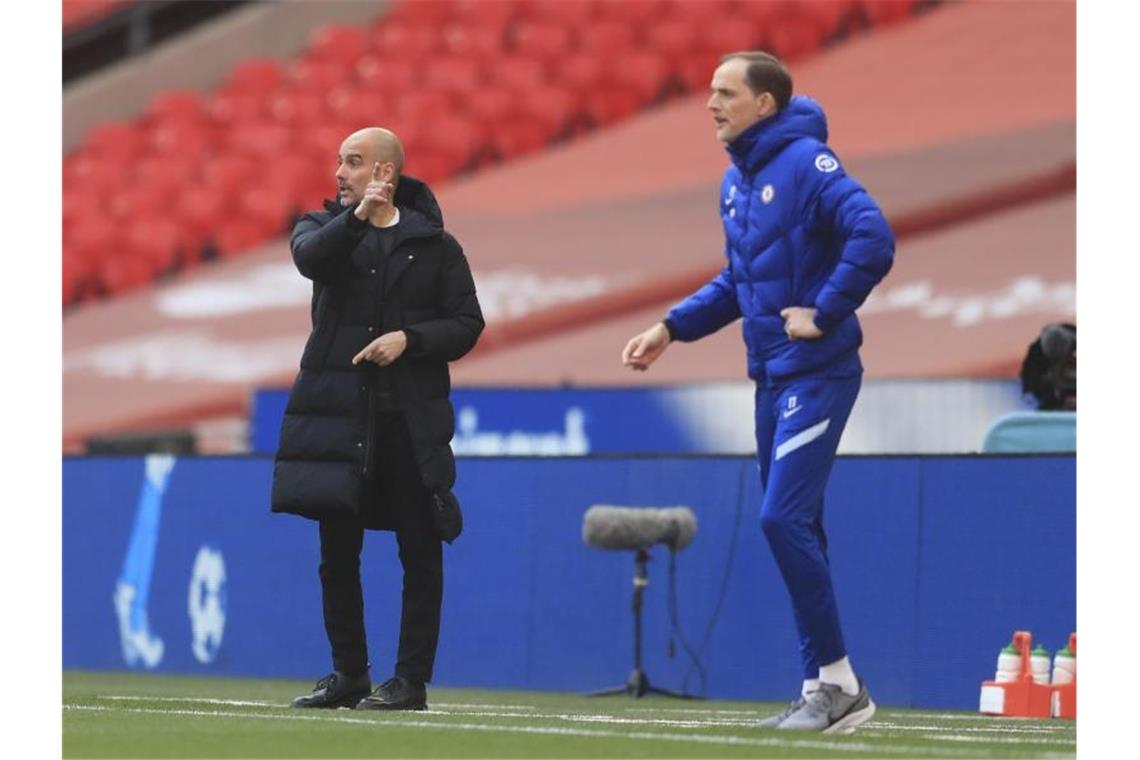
[{"x1": 317, "y1": 413, "x2": 443, "y2": 682}]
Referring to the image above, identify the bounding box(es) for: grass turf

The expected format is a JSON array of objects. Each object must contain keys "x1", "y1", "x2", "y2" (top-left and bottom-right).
[{"x1": 63, "y1": 670, "x2": 1075, "y2": 758}]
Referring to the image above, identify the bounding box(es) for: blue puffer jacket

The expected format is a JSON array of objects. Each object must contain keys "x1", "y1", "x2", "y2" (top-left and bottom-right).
[{"x1": 665, "y1": 96, "x2": 894, "y2": 383}]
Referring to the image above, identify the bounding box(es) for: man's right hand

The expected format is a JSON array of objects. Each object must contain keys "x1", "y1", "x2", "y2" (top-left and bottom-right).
[
  {"x1": 621, "y1": 322, "x2": 672, "y2": 371},
  {"x1": 355, "y1": 162, "x2": 394, "y2": 220}
]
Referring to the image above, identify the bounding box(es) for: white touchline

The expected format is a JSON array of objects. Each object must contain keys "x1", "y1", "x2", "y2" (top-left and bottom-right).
[
  {"x1": 62, "y1": 704, "x2": 986, "y2": 757},
  {"x1": 432, "y1": 702, "x2": 537, "y2": 711},
  {"x1": 98, "y1": 696, "x2": 277, "y2": 708},
  {"x1": 915, "y1": 734, "x2": 1075, "y2": 747},
  {"x1": 867, "y1": 722, "x2": 1072, "y2": 735}
]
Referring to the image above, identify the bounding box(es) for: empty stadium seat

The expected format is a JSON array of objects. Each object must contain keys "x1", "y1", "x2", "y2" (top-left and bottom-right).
[
  {"x1": 144, "y1": 90, "x2": 208, "y2": 125},
  {"x1": 982, "y1": 411, "x2": 1076, "y2": 453},
  {"x1": 306, "y1": 24, "x2": 369, "y2": 66},
  {"x1": 511, "y1": 20, "x2": 573, "y2": 59},
  {"x1": 225, "y1": 58, "x2": 286, "y2": 96}
]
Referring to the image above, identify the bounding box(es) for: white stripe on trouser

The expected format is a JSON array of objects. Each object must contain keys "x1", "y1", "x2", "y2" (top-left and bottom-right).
[{"x1": 774, "y1": 419, "x2": 831, "y2": 461}]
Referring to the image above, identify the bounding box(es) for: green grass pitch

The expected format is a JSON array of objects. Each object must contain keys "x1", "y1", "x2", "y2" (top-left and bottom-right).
[{"x1": 63, "y1": 670, "x2": 1075, "y2": 758}]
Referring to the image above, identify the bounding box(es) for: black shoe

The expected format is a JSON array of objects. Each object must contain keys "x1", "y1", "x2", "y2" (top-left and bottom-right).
[
  {"x1": 354, "y1": 676, "x2": 428, "y2": 711},
  {"x1": 291, "y1": 671, "x2": 371, "y2": 709}
]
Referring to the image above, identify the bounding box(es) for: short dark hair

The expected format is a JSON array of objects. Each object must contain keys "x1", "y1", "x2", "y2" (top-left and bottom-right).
[{"x1": 720, "y1": 51, "x2": 793, "y2": 109}]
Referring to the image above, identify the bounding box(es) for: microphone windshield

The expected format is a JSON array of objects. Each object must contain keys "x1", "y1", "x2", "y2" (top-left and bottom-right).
[{"x1": 582, "y1": 505, "x2": 697, "y2": 552}]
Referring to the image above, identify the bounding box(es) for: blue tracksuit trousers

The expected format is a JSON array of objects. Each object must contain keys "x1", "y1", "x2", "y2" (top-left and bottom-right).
[{"x1": 755, "y1": 371, "x2": 861, "y2": 679}]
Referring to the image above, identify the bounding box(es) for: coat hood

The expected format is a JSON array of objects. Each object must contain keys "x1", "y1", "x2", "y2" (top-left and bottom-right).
[{"x1": 726, "y1": 95, "x2": 829, "y2": 173}]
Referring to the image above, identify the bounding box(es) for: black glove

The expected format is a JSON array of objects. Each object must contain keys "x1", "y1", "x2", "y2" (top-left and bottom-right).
[{"x1": 431, "y1": 490, "x2": 463, "y2": 544}]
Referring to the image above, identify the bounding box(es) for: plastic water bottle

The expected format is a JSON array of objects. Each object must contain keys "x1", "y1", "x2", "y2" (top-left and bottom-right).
[
  {"x1": 1031, "y1": 645, "x2": 1051, "y2": 684},
  {"x1": 1052, "y1": 643, "x2": 1076, "y2": 685},
  {"x1": 995, "y1": 642, "x2": 1021, "y2": 682}
]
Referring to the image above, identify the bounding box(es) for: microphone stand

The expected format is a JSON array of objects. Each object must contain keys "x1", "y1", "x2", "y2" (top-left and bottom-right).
[{"x1": 588, "y1": 547, "x2": 700, "y2": 699}]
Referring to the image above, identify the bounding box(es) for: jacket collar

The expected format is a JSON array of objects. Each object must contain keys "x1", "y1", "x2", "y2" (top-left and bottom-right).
[
  {"x1": 322, "y1": 174, "x2": 444, "y2": 241},
  {"x1": 725, "y1": 95, "x2": 829, "y2": 174}
]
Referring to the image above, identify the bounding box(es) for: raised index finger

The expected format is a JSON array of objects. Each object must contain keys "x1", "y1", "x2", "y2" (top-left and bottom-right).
[{"x1": 372, "y1": 162, "x2": 381, "y2": 181}]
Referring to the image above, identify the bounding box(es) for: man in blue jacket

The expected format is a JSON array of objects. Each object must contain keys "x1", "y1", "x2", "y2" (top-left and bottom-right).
[{"x1": 622, "y1": 52, "x2": 894, "y2": 734}]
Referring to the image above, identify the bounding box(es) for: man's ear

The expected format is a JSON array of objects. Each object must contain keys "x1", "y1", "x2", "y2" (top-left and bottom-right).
[{"x1": 756, "y1": 91, "x2": 776, "y2": 119}]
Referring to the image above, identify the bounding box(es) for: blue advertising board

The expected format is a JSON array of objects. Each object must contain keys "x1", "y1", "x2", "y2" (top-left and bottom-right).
[{"x1": 63, "y1": 454, "x2": 1075, "y2": 709}]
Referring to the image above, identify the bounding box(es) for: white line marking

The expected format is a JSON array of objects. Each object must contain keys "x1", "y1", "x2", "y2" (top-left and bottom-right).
[
  {"x1": 868, "y1": 721, "x2": 1073, "y2": 735},
  {"x1": 98, "y1": 695, "x2": 278, "y2": 708},
  {"x1": 912, "y1": 734, "x2": 1075, "y2": 747},
  {"x1": 62, "y1": 704, "x2": 987, "y2": 757},
  {"x1": 433, "y1": 702, "x2": 537, "y2": 711}
]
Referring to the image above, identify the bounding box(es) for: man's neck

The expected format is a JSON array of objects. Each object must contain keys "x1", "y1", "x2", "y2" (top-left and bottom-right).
[{"x1": 367, "y1": 205, "x2": 398, "y2": 228}]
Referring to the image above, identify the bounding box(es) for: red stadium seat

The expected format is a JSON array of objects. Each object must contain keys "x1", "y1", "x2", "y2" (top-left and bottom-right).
[
  {"x1": 327, "y1": 86, "x2": 394, "y2": 130},
  {"x1": 213, "y1": 217, "x2": 273, "y2": 257},
  {"x1": 98, "y1": 253, "x2": 155, "y2": 295},
  {"x1": 489, "y1": 121, "x2": 550, "y2": 161},
  {"x1": 270, "y1": 88, "x2": 331, "y2": 126},
  {"x1": 676, "y1": 49, "x2": 723, "y2": 93},
  {"x1": 289, "y1": 57, "x2": 349, "y2": 92},
  {"x1": 125, "y1": 219, "x2": 184, "y2": 273},
  {"x1": 441, "y1": 20, "x2": 506, "y2": 58},
  {"x1": 64, "y1": 152, "x2": 122, "y2": 195},
  {"x1": 529, "y1": 0, "x2": 600, "y2": 26},
  {"x1": 487, "y1": 55, "x2": 547, "y2": 92},
  {"x1": 208, "y1": 89, "x2": 267, "y2": 126},
  {"x1": 557, "y1": 53, "x2": 605, "y2": 93},
  {"x1": 645, "y1": 18, "x2": 700, "y2": 58},
  {"x1": 132, "y1": 155, "x2": 199, "y2": 194},
  {"x1": 239, "y1": 187, "x2": 297, "y2": 238},
  {"x1": 417, "y1": 117, "x2": 488, "y2": 171},
  {"x1": 225, "y1": 58, "x2": 286, "y2": 96},
  {"x1": 200, "y1": 156, "x2": 257, "y2": 197},
  {"x1": 515, "y1": 86, "x2": 580, "y2": 138},
  {"x1": 68, "y1": 217, "x2": 124, "y2": 266},
  {"x1": 424, "y1": 56, "x2": 485, "y2": 96},
  {"x1": 599, "y1": 0, "x2": 670, "y2": 26},
  {"x1": 450, "y1": 0, "x2": 522, "y2": 29},
  {"x1": 225, "y1": 121, "x2": 294, "y2": 157},
  {"x1": 511, "y1": 20, "x2": 573, "y2": 59},
  {"x1": 696, "y1": 19, "x2": 763, "y2": 58},
  {"x1": 144, "y1": 90, "x2": 207, "y2": 125},
  {"x1": 574, "y1": 20, "x2": 637, "y2": 53},
  {"x1": 582, "y1": 87, "x2": 642, "y2": 127},
  {"x1": 388, "y1": 0, "x2": 456, "y2": 28},
  {"x1": 85, "y1": 120, "x2": 146, "y2": 163},
  {"x1": 862, "y1": 0, "x2": 918, "y2": 26},
  {"x1": 307, "y1": 24, "x2": 370, "y2": 65},
  {"x1": 465, "y1": 88, "x2": 513, "y2": 124},
  {"x1": 146, "y1": 120, "x2": 217, "y2": 160},
  {"x1": 371, "y1": 19, "x2": 439, "y2": 61},
  {"x1": 766, "y1": 14, "x2": 828, "y2": 60},
  {"x1": 612, "y1": 51, "x2": 672, "y2": 103},
  {"x1": 355, "y1": 55, "x2": 417, "y2": 91},
  {"x1": 174, "y1": 185, "x2": 225, "y2": 261}
]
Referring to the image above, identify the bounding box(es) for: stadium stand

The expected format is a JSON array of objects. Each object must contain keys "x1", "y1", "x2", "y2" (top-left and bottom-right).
[
  {"x1": 62, "y1": 0, "x2": 1073, "y2": 453},
  {"x1": 63, "y1": 0, "x2": 924, "y2": 308}
]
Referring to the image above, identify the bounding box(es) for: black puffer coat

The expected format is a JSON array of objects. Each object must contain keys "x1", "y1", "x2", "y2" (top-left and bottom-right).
[{"x1": 271, "y1": 176, "x2": 484, "y2": 528}]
